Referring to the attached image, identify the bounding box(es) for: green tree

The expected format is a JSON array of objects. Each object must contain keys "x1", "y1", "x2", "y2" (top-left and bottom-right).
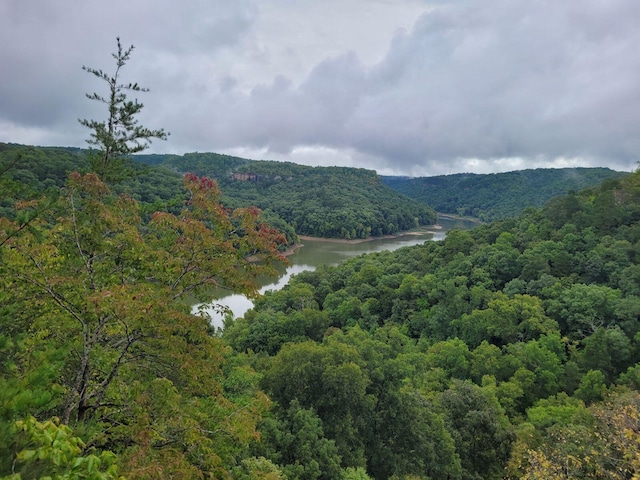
[
  {"x1": 255, "y1": 400, "x2": 343, "y2": 480},
  {"x1": 505, "y1": 335, "x2": 566, "y2": 409},
  {"x1": 261, "y1": 339, "x2": 373, "y2": 468},
  {"x1": 545, "y1": 283, "x2": 622, "y2": 337},
  {"x1": 424, "y1": 338, "x2": 470, "y2": 380},
  {"x1": 577, "y1": 327, "x2": 632, "y2": 384},
  {"x1": 0, "y1": 173, "x2": 285, "y2": 477},
  {"x1": 525, "y1": 393, "x2": 587, "y2": 430},
  {"x1": 438, "y1": 380, "x2": 514, "y2": 480},
  {"x1": 2, "y1": 416, "x2": 120, "y2": 480},
  {"x1": 233, "y1": 456, "x2": 286, "y2": 480},
  {"x1": 574, "y1": 370, "x2": 607, "y2": 405},
  {"x1": 341, "y1": 467, "x2": 371, "y2": 480},
  {"x1": 366, "y1": 390, "x2": 461, "y2": 480},
  {"x1": 79, "y1": 38, "x2": 168, "y2": 181},
  {"x1": 454, "y1": 293, "x2": 558, "y2": 348}
]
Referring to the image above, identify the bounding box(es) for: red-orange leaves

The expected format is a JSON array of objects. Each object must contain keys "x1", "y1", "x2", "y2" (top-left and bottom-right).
[
  {"x1": 67, "y1": 171, "x2": 110, "y2": 198},
  {"x1": 1, "y1": 171, "x2": 287, "y2": 477},
  {"x1": 148, "y1": 174, "x2": 286, "y2": 302}
]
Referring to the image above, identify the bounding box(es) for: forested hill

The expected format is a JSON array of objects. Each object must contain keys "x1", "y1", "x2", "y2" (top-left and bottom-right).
[
  {"x1": 0, "y1": 144, "x2": 436, "y2": 240},
  {"x1": 136, "y1": 153, "x2": 436, "y2": 239},
  {"x1": 139, "y1": 152, "x2": 438, "y2": 239},
  {"x1": 0, "y1": 143, "x2": 183, "y2": 217},
  {"x1": 224, "y1": 169, "x2": 640, "y2": 479},
  {"x1": 382, "y1": 167, "x2": 627, "y2": 221},
  {"x1": 4, "y1": 134, "x2": 640, "y2": 478}
]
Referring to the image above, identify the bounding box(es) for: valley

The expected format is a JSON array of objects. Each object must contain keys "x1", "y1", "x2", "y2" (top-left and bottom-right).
[{"x1": 2, "y1": 141, "x2": 640, "y2": 479}]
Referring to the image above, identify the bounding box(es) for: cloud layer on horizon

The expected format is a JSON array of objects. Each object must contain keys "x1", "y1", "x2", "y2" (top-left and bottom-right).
[{"x1": 1, "y1": 0, "x2": 639, "y2": 175}]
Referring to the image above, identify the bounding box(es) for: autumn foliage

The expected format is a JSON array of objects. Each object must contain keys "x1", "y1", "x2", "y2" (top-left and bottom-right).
[{"x1": 0, "y1": 173, "x2": 286, "y2": 478}]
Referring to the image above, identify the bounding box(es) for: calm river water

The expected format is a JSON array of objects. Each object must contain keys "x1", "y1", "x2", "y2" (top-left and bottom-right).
[{"x1": 194, "y1": 217, "x2": 478, "y2": 328}]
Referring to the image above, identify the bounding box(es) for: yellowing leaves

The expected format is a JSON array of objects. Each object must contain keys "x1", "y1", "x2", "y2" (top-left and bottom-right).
[{"x1": 1, "y1": 172, "x2": 286, "y2": 478}]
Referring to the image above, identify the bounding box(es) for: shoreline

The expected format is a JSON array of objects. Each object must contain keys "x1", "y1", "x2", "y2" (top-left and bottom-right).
[
  {"x1": 281, "y1": 214, "x2": 481, "y2": 251},
  {"x1": 280, "y1": 243, "x2": 304, "y2": 257},
  {"x1": 437, "y1": 213, "x2": 484, "y2": 224},
  {"x1": 297, "y1": 225, "x2": 443, "y2": 245}
]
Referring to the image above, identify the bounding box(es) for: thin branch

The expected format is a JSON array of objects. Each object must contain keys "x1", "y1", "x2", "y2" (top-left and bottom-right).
[
  {"x1": 88, "y1": 330, "x2": 140, "y2": 411},
  {"x1": 12, "y1": 251, "x2": 87, "y2": 331},
  {"x1": 69, "y1": 193, "x2": 97, "y2": 291},
  {"x1": 0, "y1": 215, "x2": 38, "y2": 248}
]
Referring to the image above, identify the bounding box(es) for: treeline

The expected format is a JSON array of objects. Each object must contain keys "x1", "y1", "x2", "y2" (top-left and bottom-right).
[
  {"x1": 3, "y1": 140, "x2": 640, "y2": 477},
  {"x1": 142, "y1": 152, "x2": 438, "y2": 239},
  {"x1": 0, "y1": 143, "x2": 184, "y2": 218},
  {"x1": 0, "y1": 144, "x2": 436, "y2": 241},
  {"x1": 223, "y1": 170, "x2": 640, "y2": 479},
  {"x1": 383, "y1": 167, "x2": 627, "y2": 221}
]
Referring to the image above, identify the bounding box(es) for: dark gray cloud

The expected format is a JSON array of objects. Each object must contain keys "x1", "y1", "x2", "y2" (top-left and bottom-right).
[
  {"x1": 1, "y1": 0, "x2": 639, "y2": 175},
  {"x1": 0, "y1": 0, "x2": 258, "y2": 144}
]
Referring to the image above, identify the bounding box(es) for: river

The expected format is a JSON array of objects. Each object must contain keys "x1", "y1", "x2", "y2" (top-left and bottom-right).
[{"x1": 193, "y1": 217, "x2": 478, "y2": 328}]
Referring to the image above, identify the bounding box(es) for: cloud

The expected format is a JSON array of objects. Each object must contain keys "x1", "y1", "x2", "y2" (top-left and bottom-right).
[
  {"x1": 0, "y1": 0, "x2": 258, "y2": 144},
  {"x1": 177, "y1": 0, "x2": 640, "y2": 174},
  {"x1": 1, "y1": 0, "x2": 639, "y2": 175}
]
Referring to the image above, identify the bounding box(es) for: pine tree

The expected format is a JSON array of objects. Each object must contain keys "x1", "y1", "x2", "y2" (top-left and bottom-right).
[{"x1": 79, "y1": 37, "x2": 168, "y2": 181}]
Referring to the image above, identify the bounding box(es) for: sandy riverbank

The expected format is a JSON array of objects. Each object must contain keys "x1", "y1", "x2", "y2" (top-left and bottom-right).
[
  {"x1": 297, "y1": 226, "x2": 443, "y2": 246},
  {"x1": 437, "y1": 213, "x2": 483, "y2": 224},
  {"x1": 281, "y1": 215, "x2": 480, "y2": 253},
  {"x1": 264, "y1": 223, "x2": 449, "y2": 259}
]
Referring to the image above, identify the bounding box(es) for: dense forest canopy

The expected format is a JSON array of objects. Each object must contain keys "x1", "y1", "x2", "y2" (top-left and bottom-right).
[
  {"x1": 140, "y1": 152, "x2": 438, "y2": 239},
  {"x1": 0, "y1": 144, "x2": 436, "y2": 241},
  {"x1": 3, "y1": 135, "x2": 640, "y2": 478},
  {"x1": 383, "y1": 168, "x2": 628, "y2": 221},
  {"x1": 223, "y1": 169, "x2": 640, "y2": 479}
]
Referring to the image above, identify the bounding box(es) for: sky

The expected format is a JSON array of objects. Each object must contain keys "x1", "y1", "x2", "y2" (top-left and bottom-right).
[{"x1": 1, "y1": 0, "x2": 639, "y2": 176}]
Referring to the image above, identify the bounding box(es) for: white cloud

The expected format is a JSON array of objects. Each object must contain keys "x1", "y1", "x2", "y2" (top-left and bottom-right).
[{"x1": 1, "y1": 0, "x2": 639, "y2": 175}]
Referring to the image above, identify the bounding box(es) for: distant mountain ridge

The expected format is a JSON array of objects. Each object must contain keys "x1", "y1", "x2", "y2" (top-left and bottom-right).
[
  {"x1": 382, "y1": 168, "x2": 628, "y2": 221},
  {"x1": 137, "y1": 152, "x2": 437, "y2": 239},
  {"x1": 0, "y1": 144, "x2": 435, "y2": 240},
  {"x1": 2, "y1": 142, "x2": 627, "y2": 233}
]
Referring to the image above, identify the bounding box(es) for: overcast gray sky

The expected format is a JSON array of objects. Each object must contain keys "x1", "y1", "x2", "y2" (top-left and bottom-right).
[{"x1": 1, "y1": 0, "x2": 639, "y2": 176}]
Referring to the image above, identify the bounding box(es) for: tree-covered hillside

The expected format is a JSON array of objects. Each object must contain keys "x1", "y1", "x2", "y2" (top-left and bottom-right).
[
  {"x1": 143, "y1": 152, "x2": 438, "y2": 239},
  {"x1": 0, "y1": 143, "x2": 184, "y2": 219},
  {"x1": 224, "y1": 169, "x2": 640, "y2": 479},
  {"x1": 4, "y1": 137, "x2": 640, "y2": 478},
  {"x1": 383, "y1": 168, "x2": 628, "y2": 221},
  {"x1": 1, "y1": 144, "x2": 436, "y2": 240}
]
